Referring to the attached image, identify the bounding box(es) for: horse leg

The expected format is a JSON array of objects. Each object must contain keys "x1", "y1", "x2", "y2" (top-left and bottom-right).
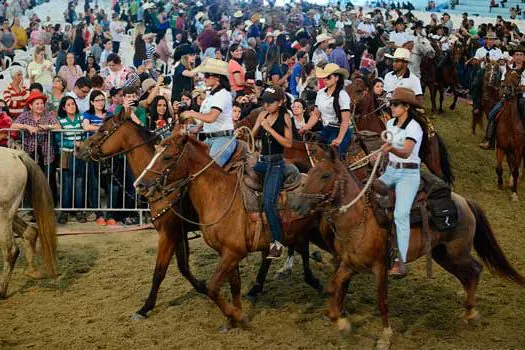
[
  {"x1": 438, "y1": 87, "x2": 445, "y2": 114},
  {"x1": 509, "y1": 151, "x2": 521, "y2": 201},
  {"x1": 432, "y1": 244, "x2": 482, "y2": 323},
  {"x1": 296, "y1": 242, "x2": 323, "y2": 293},
  {"x1": 13, "y1": 215, "x2": 42, "y2": 279},
  {"x1": 246, "y1": 251, "x2": 271, "y2": 302},
  {"x1": 0, "y1": 215, "x2": 20, "y2": 299},
  {"x1": 496, "y1": 148, "x2": 504, "y2": 190},
  {"x1": 450, "y1": 87, "x2": 458, "y2": 110},
  {"x1": 327, "y1": 262, "x2": 355, "y2": 334},
  {"x1": 208, "y1": 251, "x2": 245, "y2": 325},
  {"x1": 223, "y1": 266, "x2": 250, "y2": 331},
  {"x1": 176, "y1": 230, "x2": 207, "y2": 294},
  {"x1": 374, "y1": 262, "x2": 392, "y2": 350},
  {"x1": 430, "y1": 86, "x2": 437, "y2": 113},
  {"x1": 133, "y1": 230, "x2": 177, "y2": 320}
]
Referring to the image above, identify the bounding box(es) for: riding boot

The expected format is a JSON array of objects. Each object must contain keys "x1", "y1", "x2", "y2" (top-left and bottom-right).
[{"x1": 479, "y1": 119, "x2": 497, "y2": 150}]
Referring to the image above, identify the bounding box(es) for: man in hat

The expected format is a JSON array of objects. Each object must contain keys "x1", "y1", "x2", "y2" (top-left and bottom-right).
[
  {"x1": 480, "y1": 45, "x2": 525, "y2": 149},
  {"x1": 390, "y1": 17, "x2": 409, "y2": 48},
  {"x1": 383, "y1": 48, "x2": 423, "y2": 100},
  {"x1": 357, "y1": 14, "x2": 376, "y2": 41},
  {"x1": 248, "y1": 13, "x2": 261, "y2": 39},
  {"x1": 441, "y1": 12, "x2": 453, "y2": 33},
  {"x1": 474, "y1": 32, "x2": 503, "y2": 62},
  {"x1": 329, "y1": 36, "x2": 351, "y2": 72},
  {"x1": 312, "y1": 33, "x2": 333, "y2": 66}
]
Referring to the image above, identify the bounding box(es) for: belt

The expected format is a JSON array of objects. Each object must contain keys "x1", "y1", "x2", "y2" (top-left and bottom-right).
[
  {"x1": 201, "y1": 130, "x2": 234, "y2": 138},
  {"x1": 259, "y1": 153, "x2": 284, "y2": 162},
  {"x1": 388, "y1": 161, "x2": 420, "y2": 169}
]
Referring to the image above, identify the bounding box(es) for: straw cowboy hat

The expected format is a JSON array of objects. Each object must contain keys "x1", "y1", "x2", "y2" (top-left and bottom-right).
[
  {"x1": 251, "y1": 13, "x2": 261, "y2": 22},
  {"x1": 510, "y1": 44, "x2": 525, "y2": 55},
  {"x1": 195, "y1": 12, "x2": 206, "y2": 20},
  {"x1": 390, "y1": 87, "x2": 423, "y2": 108},
  {"x1": 385, "y1": 48, "x2": 412, "y2": 62},
  {"x1": 192, "y1": 58, "x2": 229, "y2": 76},
  {"x1": 316, "y1": 33, "x2": 334, "y2": 44},
  {"x1": 315, "y1": 63, "x2": 349, "y2": 79},
  {"x1": 26, "y1": 91, "x2": 48, "y2": 107},
  {"x1": 486, "y1": 32, "x2": 498, "y2": 40},
  {"x1": 143, "y1": 2, "x2": 156, "y2": 10},
  {"x1": 233, "y1": 10, "x2": 243, "y2": 18}
]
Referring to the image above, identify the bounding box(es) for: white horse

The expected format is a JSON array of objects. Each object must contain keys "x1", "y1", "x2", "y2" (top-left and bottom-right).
[
  {"x1": 409, "y1": 35, "x2": 436, "y2": 78},
  {"x1": 0, "y1": 147, "x2": 57, "y2": 298}
]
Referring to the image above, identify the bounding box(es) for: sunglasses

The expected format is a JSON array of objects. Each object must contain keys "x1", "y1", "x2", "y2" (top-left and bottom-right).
[{"x1": 204, "y1": 73, "x2": 219, "y2": 79}]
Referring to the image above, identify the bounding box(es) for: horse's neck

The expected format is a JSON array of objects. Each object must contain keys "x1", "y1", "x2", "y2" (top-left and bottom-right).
[
  {"x1": 123, "y1": 129, "x2": 155, "y2": 178},
  {"x1": 334, "y1": 171, "x2": 367, "y2": 230},
  {"x1": 409, "y1": 55, "x2": 421, "y2": 77}
]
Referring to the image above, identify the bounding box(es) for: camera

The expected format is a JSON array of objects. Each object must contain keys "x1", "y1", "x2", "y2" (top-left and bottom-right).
[{"x1": 178, "y1": 101, "x2": 191, "y2": 112}]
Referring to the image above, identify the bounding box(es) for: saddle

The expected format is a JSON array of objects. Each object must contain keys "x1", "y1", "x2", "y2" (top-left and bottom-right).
[{"x1": 372, "y1": 171, "x2": 458, "y2": 232}]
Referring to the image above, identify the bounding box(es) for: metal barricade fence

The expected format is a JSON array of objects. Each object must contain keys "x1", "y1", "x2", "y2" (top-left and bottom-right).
[{"x1": 1, "y1": 128, "x2": 150, "y2": 224}]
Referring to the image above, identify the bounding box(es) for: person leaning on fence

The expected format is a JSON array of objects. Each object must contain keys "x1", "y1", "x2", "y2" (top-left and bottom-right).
[
  {"x1": 56, "y1": 96, "x2": 86, "y2": 224},
  {"x1": 0, "y1": 99, "x2": 15, "y2": 147},
  {"x1": 11, "y1": 90, "x2": 61, "y2": 205}
]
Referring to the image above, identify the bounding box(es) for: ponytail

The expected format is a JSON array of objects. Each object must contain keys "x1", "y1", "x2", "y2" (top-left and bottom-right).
[
  {"x1": 332, "y1": 75, "x2": 345, "y2": 123},
  {"x1": 410, "y1": 108, "x2": 429, "y2": 158}
]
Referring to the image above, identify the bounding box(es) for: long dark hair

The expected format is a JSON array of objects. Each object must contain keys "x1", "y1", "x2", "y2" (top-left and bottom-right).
[
  {"x1": 409, "y1": 108, "x2": 429, "y2": 159},
  {"x1": 148, "y1": 95, "x2": 173, "y2": 130},
  {"x1": 87, "y1": 90, "x2": 106, "y2": 115},
  {"x1": 331, "y1": 74, "x2": 346, "y2": 123},
  {"x1": 210, "y1": 74, "x2": 231, "y2": 94},
  {"x1": 265, "y1": 45, "x2": 281, "y2": 78},
  {"x1": 228, "y1": 43, "x2": 242, "y2": 63},
  {"x1": 134, "y1": 34, "x2": 147, "y2": 61},
  {"x1": 57, "y1": 96, "x2": 79, "y2": 119}
]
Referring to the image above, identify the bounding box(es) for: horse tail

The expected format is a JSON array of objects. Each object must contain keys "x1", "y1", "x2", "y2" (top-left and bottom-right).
[
  {"x1": 435, "y1": 133, "x2": 455, "y2": 185},
  {"x1": 18, "y1": 152, "x2": 58, "y2": 277},
  {"x1": 467, "y1": 199, "x2": 525, "y2": 285}
]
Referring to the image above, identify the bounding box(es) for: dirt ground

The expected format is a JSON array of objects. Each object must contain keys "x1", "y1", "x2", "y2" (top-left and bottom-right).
[{"x1": 1, "y1": 97, "x2": 525, "y2": 350}]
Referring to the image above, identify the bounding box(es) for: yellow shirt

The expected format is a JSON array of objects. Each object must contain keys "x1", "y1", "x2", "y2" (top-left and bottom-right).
[{"x1": 12, "y1": 25, "x2": 27, "y2": 49}]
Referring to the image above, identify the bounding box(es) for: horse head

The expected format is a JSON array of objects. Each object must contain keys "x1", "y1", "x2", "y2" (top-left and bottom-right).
[
  {"x1": 413, "y1": 36, "x2": 435, "y2": 59},
  {"x1": 501, "y1": 68, "x2": 522, "y2": 99},
  {"x1": 484, "y1": 61, "x2": 502, "y2": 88}
]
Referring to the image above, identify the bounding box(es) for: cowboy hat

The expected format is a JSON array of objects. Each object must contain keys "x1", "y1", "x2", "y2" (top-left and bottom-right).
[
  {"x1": 141, "y1": 78, "x2": 156, "y2": 93},
  {"x1": 486, "y1": 32, "x2": 498, "y2": 40},
  {"x1": 233, "y1": 10, "x2": 243, "y2": 18},
  {"x1": 251, "y1": 13, "x2": 261, "y2": 22},
  {"x1": 385, "y1": 48, "x2": 411, "y2": 62},
  {"x1": 394, "y1": 17, "x2": 405, "y2": 26},
  {"x1": 510, "y1": 44, "x2": 525, "y2": 55},
  {"x1": 244, "y1": 20, "x2": 253, "y2": 27},
  {"x1": 195, "y1": 12, "x2": 206, "y2": 20},
  {"x1": 173, "y1": 43, "x2": 196, "y2": 62},
  {"x1": 203, "y1": 20, "x2": 214, "y2": 26},
  {"x1": 26, "y1": 91, "x2": 47, "y2": 107},
  {"x1": 192, "y1": 58, "x2": 229, "y2": 76},
  {"x1": 143, "y1": 2, "x2": 156, "y2": 10},
  {"x1": 315, "y1": 63, "x2": 349, "y2": 79},
  {"x1": 411, "y1": 20, "x2": 424, "y2": 29},
  {"x1": 261, "y1": 86, "x2": 285, "y2": 103},
  {"x1": 315, "y1": 33, "x2": 334, "y2": 44},
  {"x1": 390, "y1": 87, "x2": 423, "y2": 108}
]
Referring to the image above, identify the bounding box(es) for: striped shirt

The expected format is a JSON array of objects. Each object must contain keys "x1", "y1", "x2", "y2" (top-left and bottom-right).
[
  {"x1": 146, "y1": 43, "x2": 156, "y2": 60},
  {"x1": 57, "y1": 114, "x2": 84, "y2": 150},
  {"x1": 3, "y1": 83, "x2": 29, "y2": 119}
]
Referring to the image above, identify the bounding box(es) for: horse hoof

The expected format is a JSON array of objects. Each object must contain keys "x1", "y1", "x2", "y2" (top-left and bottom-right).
[
  {"x1": 239, "y1": 316, "x2": 252, "y2": 330},
  {"x1": 498, "y1": 184, "x2": 504, "y2": 190},
  {"x1": 376, "y1": 327, "x2": 393, "y2": 350},
  {"x1": 245, "y1": 293, "x2": 257, "y2": 305},
  {"x1": 217, "y1": 323, "x2": 232, "y2": 333},
  {"x1": 131, "y1": 313, "x2": 147, "y2": 321},
  {"x1": 24, "y1": 270, "x2": 44, "y2": 279},
  {"x1": 511, "y1": 193, "x2": 519, "y2": 202},
  {"x1": 336, "y1": 318, "x2": 351, "y2": 336}
]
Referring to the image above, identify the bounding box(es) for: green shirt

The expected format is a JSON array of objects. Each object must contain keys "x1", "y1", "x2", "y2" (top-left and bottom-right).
[
  {"x1": 114, "y1": 104, "x2": 147, "y2": 127},
  {"x1": 130, "y1": 1, "x2": 138, "y2": 15},
  {"x1": 328, "y1": 19, "x2": 336, "y2": 33},
  {"x1": 56, "y1": 113, "x2": 83, "y2": 150}
]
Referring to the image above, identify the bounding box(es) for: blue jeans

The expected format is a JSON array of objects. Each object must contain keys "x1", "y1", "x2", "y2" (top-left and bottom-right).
[
  {"x1": 378, "y1": 166, "x2": 421, "y2": 263},
  {"x1": 204, "y1": 136, "x2": 237, "y2": 167},
  {"x1": 319, "y1": 124, "x2": 353, "y2": 155},
  {"x1": 488, "y1": 101, "x2": 504, "y2": 122},
  {"x1": 254, "y1": 158, "x2": 285, "y2": 243},
  {"x1": 60, "y1": 153, "x2": 86, "y2": 209}
]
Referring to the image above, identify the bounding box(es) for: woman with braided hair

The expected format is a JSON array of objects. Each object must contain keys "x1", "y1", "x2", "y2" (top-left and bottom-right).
[{"x1": 299, "y1": 63, "x2": 353, "y2": 155}]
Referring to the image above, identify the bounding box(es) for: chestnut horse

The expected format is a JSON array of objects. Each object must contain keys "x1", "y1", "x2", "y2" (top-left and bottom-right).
[
  {"x1": 292, "y1": 146, "x2": 525, "y2": 349},
  {"x1": 77, "y1": 111, "x2": 324, "y2": 318},
  {"x1": 134, "y1": 132, "x2": 329, "y2": 328},
  {"x1": 472, "y1": 61, "x2": 502, "y2": 136},
  {"x1": 495, "y1": 69, "x2": 525, "y2": 201}
]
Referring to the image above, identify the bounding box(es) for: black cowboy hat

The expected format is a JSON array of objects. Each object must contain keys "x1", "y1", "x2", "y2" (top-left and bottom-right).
[
  {"x1": 394, "y1": 17, "x2": 405, "y2": 26},
  {"x1": 411, "y1": 20, "x2": 424, "y2": 30},
  {"x1": 510, "y1": 44, "x2": 525, "y2": 55},
  {"x1": 173, "y1": 43, "x2": 196, "y2": 62}
]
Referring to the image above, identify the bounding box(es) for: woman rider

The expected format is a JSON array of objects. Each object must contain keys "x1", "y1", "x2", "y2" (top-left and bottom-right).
[
  {"x1": 299, "y1": 63, "x2": 353, "y2": 155},
  {"x1": 377, "y1": 87, "x2": 428, "y2": 277},
  {"x1": 181, "y1": 58, "x2": 236, "y2": 167},
  {"x1": 251, "y1": 86, "x2": 293, "y2": 259}
]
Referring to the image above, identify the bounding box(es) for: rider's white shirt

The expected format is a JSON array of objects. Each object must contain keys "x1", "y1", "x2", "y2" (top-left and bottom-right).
[
  {"x1": 200, "y1": 88, "x2": 234, "y2": 133},
  {"x1": 474, "y1": 46, "x2": 503, "y2": 62},
  {"x1": 315, "y1": 88, "x2": 351, "y2": 126},
  {"x1": 383, "y1": 69, "x2": 423, "y2": 97},
  {"x1": 386, "y1": 116, "x2": 423, "y2": 164},
  {"x1": 389, "y1": 31, "x2": 409, "y2": 48}
]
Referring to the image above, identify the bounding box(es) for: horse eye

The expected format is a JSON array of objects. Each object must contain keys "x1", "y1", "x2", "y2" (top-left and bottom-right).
[
  {"x1": 321, "y1": 173, "x2": 332, "y2": 180},
  {"x1": 162, "y1": 155, "x2": 173, "y2": 161}
]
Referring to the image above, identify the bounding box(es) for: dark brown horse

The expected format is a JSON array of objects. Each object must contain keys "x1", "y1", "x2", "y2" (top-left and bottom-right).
[
  {"x1": 293, "y1": 146, "x2": 525, "y2": 349},
  {"x1": 347, "y1": 76, "x2": 387, "y2": 134},
  {"x1": 76, "y1": 110, "x2": 323, "y2": 319},
  {"x1": 134, "y1": 132, "x2": 329, "y2": 328},
  {"x1": 422, "y1": 40, "x2": 462, "y2": 113},
  {"x1": 472, "y1": 61, "x2": 502, "y2": 135},
  {"x1": 495, "y1": 69, "x2": 525, "y2": 201}
]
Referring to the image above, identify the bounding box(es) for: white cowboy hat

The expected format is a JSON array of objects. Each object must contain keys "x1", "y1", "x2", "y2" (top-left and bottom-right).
[
  {"x1": 195, "y1": 12, "x2": 206, "y2": 20},
  {"x1": 192, "y1": 58, "x2": 229, "y2": 76},
  {"x1": 233, "y1": 10, "x2": 243, "y2": 18},
  {"x1": 385, "y1": 48, "x2": 412, "y2": 62},
  {"x1": 315, "y1": 63, "x2": 349, "y2": 79},
  {"x1": 315, "y1": 33, "x2": 334, "y2": 44},
  {"x1": 143, "y1": 2, "x2": 156, "y2": 10},
  {"x1": 244, "y1": 20, "x2": 253, "y2": 27},
  {"x1": 203, "y1": 20, "x2": 214, "y2": 26}
]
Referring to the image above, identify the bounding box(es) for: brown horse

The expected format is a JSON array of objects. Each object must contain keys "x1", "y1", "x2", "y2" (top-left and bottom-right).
[
  {"x1": 422, "y1": 40, "x2": 462, "y2": 113},
  {"x1": 495, "y1": 69, "x2": 525, "y2": 201},
  {"x1": 346, "y1": 76, "x2": 387, "y2": 134},
  {"x1": 134, "y1": 132, "x2": 329, "y2": 328},
  {"x1": 472, "y1": 61, "x2": 502, "y2": 134},
  {"x1": 292, "y1": 146, "x2": 525, "y2": 349},
  {"x1": 76, "y1": 111, "x2": 325, "y2": 317}
]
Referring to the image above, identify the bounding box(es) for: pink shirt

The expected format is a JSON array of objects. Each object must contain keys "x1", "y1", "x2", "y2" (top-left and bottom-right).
[{"x1": 228, "y1": 59, "x2": 245, "y2": 93}]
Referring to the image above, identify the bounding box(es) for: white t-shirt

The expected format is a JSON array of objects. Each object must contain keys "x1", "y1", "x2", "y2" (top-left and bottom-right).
[
  {"x1": 386, "y1": 116, "x2": 423, "y2": 164},
  {"x1": 200, "y1": 88, "x2": 234, "y2": 133},
  {"x1": 389, "y1": 31, "x2": 408, "y2": 48},
  {"x1": 66, "y1": 91, "x2": 90, "y2": 114},
  {"x1": 384, "y1": 70, "x2": 423, "y2": 97},
  {"x1": 357, "y1": 22, "x2": 375, "y2": 37},
  {"x1": 109, "y1": 21, "x2": 123, "y2": 43},
  {"x1": 474, "y1": 46, "x2": 503, "y2": 62},
  {"x1": 315, "y1": 88, "x2": 351, "y2": 126}
]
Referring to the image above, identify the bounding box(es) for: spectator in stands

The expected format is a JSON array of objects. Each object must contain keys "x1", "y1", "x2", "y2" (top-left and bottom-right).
[
  {"x1": 27, "y1": 45, "x2": 53, "y2": 92},
  {"x1": 0, "y1": 99, "x2": 15, "y2": 147},
  {"x1": 148, "y1": 95, "x2": 173, "y2": 131},
  {"x1": 58, "y1": 52, "x2": 84, "y2": 92},
  {"x1": 56, "y1": 96, "x2": 86, "y2": 224},
  {"x1": 48, "y1": 76, "x2": 67, "y2": 113},
  {"x1": 3, "y1": 65, "x2": 29, "y2": 120},
  {"x1": 155, "y1": 30, "x2": 172, "y2": 65},
  {"x1": 11, "y1": 91, "x2": 60, "y2": 204},
  {"x1": 0, "y1": 19, "x2": 17, "y2": 62},
  {"x1": 11, "y1": 17, "x2": 27, "y2": 50},
  {"x1": 113, "y1": 86, "x2": 147, "y2": 126},
  {"x1": 109, "y1": 12, "x2": 125, "y2": 53},
  {"x1": 100, "y1": 39, "x2": 113, "y2": 68},
  {"x1": 102, "y1": 53, "x2": 132, "y2": 89},
  {"x1": 66, "y1": 77, "x2": 92, "y2": 113},
  {"x1": 172, "y1": 44, "x2": 197, "y2": 102},
  {"x1": 107, "y1": 87, "x2": 123, "y2": 114}
]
